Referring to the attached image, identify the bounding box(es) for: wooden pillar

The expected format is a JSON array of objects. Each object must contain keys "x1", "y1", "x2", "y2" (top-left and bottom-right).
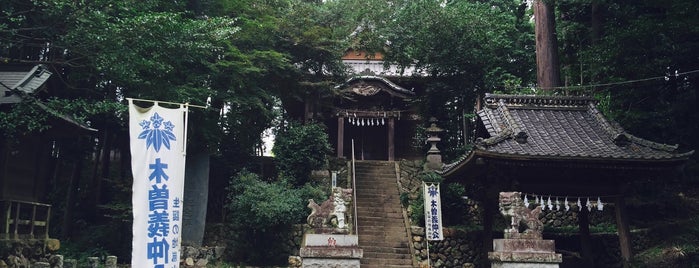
[
  {"x1": 615, "y1": 195, "x2": 632, "y2": 268},
  {"x1": 480, "y1": 183, "x2": 497, "y2": 266},
  {"x1": 337, "y1": 117, "x2": 344, "y2": 158},
  {"x1": 577, "y1": 208, "x2": 595, "y2": 267},
  {"x1": 387, "y1": 118, "x2": 395, "y2": 161}
]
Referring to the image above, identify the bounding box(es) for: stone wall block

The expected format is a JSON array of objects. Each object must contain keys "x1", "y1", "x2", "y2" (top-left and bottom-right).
[
  {"x1": 86, "y1": 257, "x2": 99, "y2": 268},
  {"x1": 32, "y1": 262, "x2": 50, "y2": 268},
  {"x1": 48, "y1": 254, "x2": 63, "y2": 268},
  {"x1": 105, "y1": 256, "x2": 117, "y2": 268},
  {"x1": 62, "y1": 259, "x2": 76, "y2": 268}
]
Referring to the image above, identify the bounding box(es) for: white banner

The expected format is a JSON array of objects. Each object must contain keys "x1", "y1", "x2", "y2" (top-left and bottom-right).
[
  {"x1": 130, "y1": 100, "x2": 187, "y2": 268},
  {"x1": 424, "y1": 183, "x2": 443, "y2": 241}
]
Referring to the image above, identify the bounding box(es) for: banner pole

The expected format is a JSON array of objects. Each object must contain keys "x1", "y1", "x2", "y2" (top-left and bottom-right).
[
  {"x1": 426, "y1": 239, "x2": 431, "y2": 268},
  {"x1": 126, "y1": 97, "x2": 207, "y2": 109}
]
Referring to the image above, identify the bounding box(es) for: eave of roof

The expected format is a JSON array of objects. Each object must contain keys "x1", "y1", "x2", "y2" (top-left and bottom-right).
[
  {"x1": 335, "y1": 75, "x2": 415, "y2": 98},
  {"x1": 0, "y1": 64, "x2": 52, "y2": 104},
  {"x1": 440, "y1": 93, "x2": 694, "y2": 177},
  {"x1": 0, "y1": 64, "x2": 96, "y2": 133}
]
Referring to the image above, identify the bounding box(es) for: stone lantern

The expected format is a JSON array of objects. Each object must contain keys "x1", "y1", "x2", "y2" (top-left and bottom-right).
[{"x1": 425, "y1": 117, "x2": 443, "y2": 170}]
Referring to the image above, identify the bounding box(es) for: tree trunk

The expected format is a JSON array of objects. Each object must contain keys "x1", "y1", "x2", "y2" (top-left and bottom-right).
[
  {"x1": 534, "y1": 0, "x2": 562, "y2": 90},
  {"x1": 590, "y1": 2, "x2": 602, "y2": 44},
  {"x1": 62, "y1": 157, "x2": 83, "y2": 239}
]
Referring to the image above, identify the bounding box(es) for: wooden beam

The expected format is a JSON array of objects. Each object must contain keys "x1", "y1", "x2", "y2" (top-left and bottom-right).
[
  {"x1": 337, "y1": 117, "x2": 344, "y2": 158},
  {"x1": 577, "y1": 208, "x2": 595, "y2": 267},
  {"x1": 388, "y1": 118, "x2": 395, "y2": 161},
  {"x1": 615, "y1": 195, "x2": 633, "y2": 268}
]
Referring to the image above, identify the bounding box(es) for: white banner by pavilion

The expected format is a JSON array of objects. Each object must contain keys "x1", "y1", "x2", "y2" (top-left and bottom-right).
[
  {"x1": 423, "y1": 183, "x2": 444, "y2": 241},
  {"x1": 129, "y1": 100, "x2": 187, "y2": 268},
  {"x1": 424, "y1": 182, "x2": 444, "y2": 241}
]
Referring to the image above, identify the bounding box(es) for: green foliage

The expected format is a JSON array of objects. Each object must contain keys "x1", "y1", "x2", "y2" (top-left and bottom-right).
[
  {"x1": 224, "y1": 170, "x2": 326, "y2": 265},
  {"x1": 272, "y1": 122, "x2": 331, "y2": 186},
  {"x1": 419, "y1": 170, "x2": 444, "y2": 183},
  {"x1": 555, "y1": 0, "x2": 698, "y2": 156},
  {"x1": 0, "y1": 100, "x2": 50, "y2": 139},
  {"x1": 410, "y1": 191, "x2": 425, "y2": 226}
]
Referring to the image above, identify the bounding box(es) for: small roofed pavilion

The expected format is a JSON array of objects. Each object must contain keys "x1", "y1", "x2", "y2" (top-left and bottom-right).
[
  {"x1": 440, "y1": 93, "x2": 693, "y2": 267},
  {"x1": 328, "y1": 75, "x2": 417, "y2": 161}
]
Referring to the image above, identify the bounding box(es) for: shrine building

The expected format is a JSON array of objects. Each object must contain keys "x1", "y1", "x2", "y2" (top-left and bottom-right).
[{"x1": 440, "y1": 93, "x2": 693, "y2": 266}]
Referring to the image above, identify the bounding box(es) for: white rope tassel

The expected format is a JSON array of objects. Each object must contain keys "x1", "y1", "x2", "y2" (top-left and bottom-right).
[
  {"x1": 586, "y1": 197, "x2": 592, "y2": 212},
  {"x1": 555, "y1": 197, "x2": 560, "y2": 211},
  {"x1": 540, "y1": 196, "x2": 545, "y2": 211},
  {"x1": 577, "y1": 198, "x2": 582, "y2": 211},
  {"x1": 524, "y1": 194, "x2": 530, "y2": 208}
]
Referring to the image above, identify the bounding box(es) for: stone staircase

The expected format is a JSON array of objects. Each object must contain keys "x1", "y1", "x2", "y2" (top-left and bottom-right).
[{"x1": 354, "y1": 160, "x2": 414, "y2": 268}]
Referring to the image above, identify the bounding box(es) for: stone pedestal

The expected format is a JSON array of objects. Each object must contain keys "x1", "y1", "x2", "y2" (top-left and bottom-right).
[
  {"x1": 488, "y1": 239, "x2": 562, "y2": 268},
  {"x1": 300, "y1": 234, "x2": 362, "y2": 268}
]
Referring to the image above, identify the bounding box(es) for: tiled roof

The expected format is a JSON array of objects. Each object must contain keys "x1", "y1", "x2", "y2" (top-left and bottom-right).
[
  {"x1": 0, "y1": 64, "x2": 96, "y2": 132},
  {"x1": 441, "y1": 94, "x2": 693, "y2": 175},
  {"x1": 0, "y1": 64, "x2": 52, "y2": 104}
]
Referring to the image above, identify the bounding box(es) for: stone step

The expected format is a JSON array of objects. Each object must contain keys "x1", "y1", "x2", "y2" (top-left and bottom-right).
[
  {"x1": 357, "y1": 211, "x2": 403, "y2": 217},
  {"x1": 360, "y1": 257, "x2": 413, "y2": 266},
  {"x1": 360, "y1": 265, "x2": 413, "y2": 268},
  {"x1": 363, "y1": 251, "x2": 413, "y2": 259},
  {"x1": 360, "y1": 245, "x2": 411, "y2": 254},
  {"x1": 353, "y1": 160, "x2": 412, "y2": 268},
  {"x1": 357, "y1": 228, "x2": 407, "y2": 237},
  {"x1": 356, "y1": 214, "x2": 404, "y2": 221}
]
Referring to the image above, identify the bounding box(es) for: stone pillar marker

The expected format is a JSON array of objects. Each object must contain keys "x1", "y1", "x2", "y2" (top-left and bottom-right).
[{"x1": 489, "y1": 192, "x2": 562, "y2": 268}]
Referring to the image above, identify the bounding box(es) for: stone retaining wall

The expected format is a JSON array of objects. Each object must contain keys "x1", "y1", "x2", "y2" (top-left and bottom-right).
[{"x1": 408, "y1": 226, "x2": 663, "y2": 268}]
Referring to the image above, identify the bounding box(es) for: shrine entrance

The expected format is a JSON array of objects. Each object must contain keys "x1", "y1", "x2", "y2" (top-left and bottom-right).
[
  {"x1": 327, "y1": 76, "x2": 418, "y2": 161},
  {"x1": 346, "y1": 121, "x2": 387, "y2": 160}
]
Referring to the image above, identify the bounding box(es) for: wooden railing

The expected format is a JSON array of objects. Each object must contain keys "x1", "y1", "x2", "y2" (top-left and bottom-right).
[{"x1": 2, "y1": 200, "x2": 51, "y2": 240}]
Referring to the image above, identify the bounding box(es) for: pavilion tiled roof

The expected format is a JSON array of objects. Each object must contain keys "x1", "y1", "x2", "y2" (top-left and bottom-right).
[
  {"x1": 0, "y1": 64, "x2": 52, "y2": 104},
  {"x1": 441, "y1": 93, "x2": 693, "y2": 175}
]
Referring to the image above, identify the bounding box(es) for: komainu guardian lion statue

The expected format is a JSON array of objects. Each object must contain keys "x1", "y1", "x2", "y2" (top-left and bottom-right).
[
  {"x1": 498, "y1": 191, "x2": 543, "y2": 239},
  {"x1": 306, "y1": 187, "x2": 353, "y2": 233}
]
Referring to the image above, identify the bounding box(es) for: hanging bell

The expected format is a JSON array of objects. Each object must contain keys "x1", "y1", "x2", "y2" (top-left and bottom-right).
[{"x1": 597, "y1": 197, "x2": 604, "y2": 211}]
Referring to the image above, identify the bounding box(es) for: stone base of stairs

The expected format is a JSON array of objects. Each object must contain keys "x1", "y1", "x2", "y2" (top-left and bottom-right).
[{"x1": 300, "y1": 234, "x2": 363, "y2": 268}]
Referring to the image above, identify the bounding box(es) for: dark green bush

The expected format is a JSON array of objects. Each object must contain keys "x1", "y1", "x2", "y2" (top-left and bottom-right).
[
  {"x1": 224, "y1": 170, "x2": 327, "y2": 265},
  {"x1": 272, "y1": 122, "x2": 331, "y2": 186}
]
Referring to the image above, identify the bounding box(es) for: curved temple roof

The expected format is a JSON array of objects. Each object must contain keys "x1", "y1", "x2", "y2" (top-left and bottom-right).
[
  {"x1": 441, "y1": 93, "x2": 693, "y2": 176},
  {"x1": 335, "y1": 75, "x2": 415, "y2": 99}
]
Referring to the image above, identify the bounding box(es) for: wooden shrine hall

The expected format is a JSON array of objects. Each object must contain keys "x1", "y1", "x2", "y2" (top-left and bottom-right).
[
  {"x1": 440, "y1": 94, "x2": 693, "y2": 267},
  {"x1": 326, "y1": 75, "x2": 420, "y2": 161}
]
